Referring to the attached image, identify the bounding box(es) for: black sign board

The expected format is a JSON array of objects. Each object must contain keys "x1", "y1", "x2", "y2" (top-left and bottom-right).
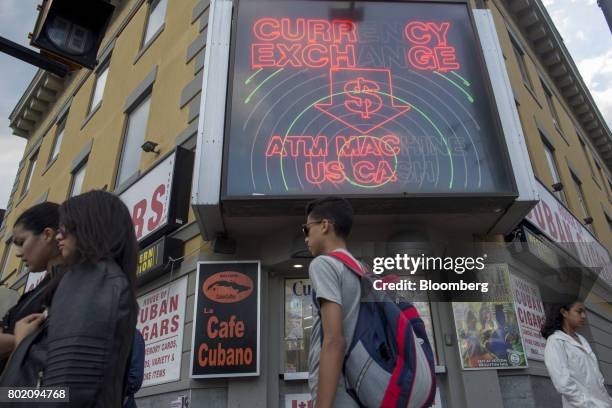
[
  {"x1": 191, "y1": 261, "x2": 260, "y2": 378},
  {"x1": 223, "y1": 0, "x2": 515, "y2": 199},
  {"x1": 31, "y1": 0, "x2": 115, "y2": 69},
  {"x1": 136, "y1": 236, "x2": 183, "y2": 284}
]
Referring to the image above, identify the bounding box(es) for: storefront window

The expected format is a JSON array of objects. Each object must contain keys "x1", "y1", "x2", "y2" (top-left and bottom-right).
[
  {"x1": 284, "y1": 278, "x2": 313, "y2": 373},
  {"x1": 283, "y1": 278, "x2": 438, "y2": 372}
]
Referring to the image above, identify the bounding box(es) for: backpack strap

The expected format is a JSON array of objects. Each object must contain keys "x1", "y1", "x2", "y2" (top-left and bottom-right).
[{"x1": 326, "y1": 251, "x2": 368, "y2": 277}]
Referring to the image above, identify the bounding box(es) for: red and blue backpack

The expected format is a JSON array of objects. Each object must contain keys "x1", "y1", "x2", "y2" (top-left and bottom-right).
[{"x1": 320, "y1": 251, "x2": 437, "y2": 408}]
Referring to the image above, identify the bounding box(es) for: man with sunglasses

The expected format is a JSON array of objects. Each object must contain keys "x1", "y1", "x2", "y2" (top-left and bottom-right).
[{"x1": 304, "y1": 197, "x2": 360, "y2": 408}]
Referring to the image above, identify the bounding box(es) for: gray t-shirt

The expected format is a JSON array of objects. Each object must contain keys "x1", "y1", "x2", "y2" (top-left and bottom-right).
[{"x1": 308, "y1": 249, "x2": 360, "y2": 407}]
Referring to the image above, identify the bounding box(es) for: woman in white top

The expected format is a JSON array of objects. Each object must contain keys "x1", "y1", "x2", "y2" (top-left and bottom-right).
[{"x1": 542, "y1": 301, "x2": 612, "y2": 408}]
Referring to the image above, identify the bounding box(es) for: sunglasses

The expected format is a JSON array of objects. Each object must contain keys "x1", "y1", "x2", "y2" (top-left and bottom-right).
[{"x1": 301, "y1": 220, "x2": 324, "y2": 236}]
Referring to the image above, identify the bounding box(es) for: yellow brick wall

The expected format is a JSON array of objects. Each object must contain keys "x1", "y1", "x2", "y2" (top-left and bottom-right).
[{"x1": 1, "y1": 0, "x2": 203, "y2": 286}]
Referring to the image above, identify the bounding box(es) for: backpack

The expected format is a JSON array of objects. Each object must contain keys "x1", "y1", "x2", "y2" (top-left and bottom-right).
[{"x1": 326, "y1": 251, "x2": 437, "y2": 408}]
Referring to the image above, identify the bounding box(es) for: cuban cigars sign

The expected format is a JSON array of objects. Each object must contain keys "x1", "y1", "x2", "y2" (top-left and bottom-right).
[
  {"x1": 119, "y1": 147, "x2": 194, "y2": 246},
  {"x1": 191, "y1": 261, "x2": 261, "y2": 378},
  {"x1": 525, "y1": 180, "x2": 612, "y2": 287},
  {"x1": 509, "y1": 274, "x2": 546, "y2": 361},
  {"x1": 137, "y1": 276, "x2": 188, "y2": 387}
]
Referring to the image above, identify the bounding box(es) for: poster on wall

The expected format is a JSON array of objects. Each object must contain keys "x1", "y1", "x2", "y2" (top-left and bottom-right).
[
  {"x1": 224, "y1": 0, "x2": 515, "y2": 197},
  {"x1": 452, "y1": 264, "x2": 528, "y2": 369},
  {"x1": 284, "y1": 279, "x2": 313, "y2": 373},
  {"x1": 285, "y1": 393, "x2": 312, "y2": 408},
  {"x1": 136, "y1": 276, "x2": 188, "y2": 387},
  {"x1": 509, "y1": 273, "x2": 546, "y2": 361},
  {"x1": 191, "y1": 261, "x2": 261, "y2": 378}
]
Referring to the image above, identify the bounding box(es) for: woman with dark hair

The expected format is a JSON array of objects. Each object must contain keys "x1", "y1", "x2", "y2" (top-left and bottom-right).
[
  {"x1": 0, "y1": 202, "x2": 64, "y2": 363},
  {"x1": 542, "y1": 301, "x2": 612, "y2": 407},
  {"x1": 1, "y1": 191, "x2": 138, "y2": 407}
]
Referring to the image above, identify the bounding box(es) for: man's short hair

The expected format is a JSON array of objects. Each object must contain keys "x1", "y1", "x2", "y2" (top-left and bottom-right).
[{"x1": 306, "y1": 196, "x2": 354, "y2": 239}]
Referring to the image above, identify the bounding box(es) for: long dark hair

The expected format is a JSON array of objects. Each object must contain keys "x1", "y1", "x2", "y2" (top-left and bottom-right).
[
  {"x1": 14, "y1": 202, "x2": 60, "y2": 233},
  {"x1": 58, "y1": 190, "x2": 138, "y2": 293},
  {"x1": 541, "y1": 301, "x2": 579, "y2": 339}
]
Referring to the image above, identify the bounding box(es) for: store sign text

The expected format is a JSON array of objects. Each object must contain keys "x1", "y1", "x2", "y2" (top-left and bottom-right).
[{"x1": 251, "y1": 18, "x2": 459, "y2": 72}]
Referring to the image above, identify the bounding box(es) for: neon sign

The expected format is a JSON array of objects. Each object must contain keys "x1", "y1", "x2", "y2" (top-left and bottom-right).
[
  {"x1": 224, "y1": 1, "x2": 514, "y2": 197},
  {"x1": 252, "y1": 18, "x2": 357, "y2": 68}
]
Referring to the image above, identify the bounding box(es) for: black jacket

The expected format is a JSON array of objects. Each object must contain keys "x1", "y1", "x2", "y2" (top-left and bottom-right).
[
  {"x1": 0, "y1": 268, "x2": 63, "y2": 372},
  {"x1": 0, "y1": 260, "x2": 136, "y2": 408}
]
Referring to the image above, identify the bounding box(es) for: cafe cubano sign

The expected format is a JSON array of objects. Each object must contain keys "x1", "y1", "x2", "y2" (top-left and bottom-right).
[
  {"x1": 191, "y1": 261, "x2": 260, "y2": 378},
  {"x1": 223, "y1": 0, "x2": 514, "y2": 197}
]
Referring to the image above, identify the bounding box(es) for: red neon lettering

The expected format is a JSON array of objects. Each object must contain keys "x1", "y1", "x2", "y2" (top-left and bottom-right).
[
  {"x1": 253, "y1": 18, "x2": 280, "y2": 40},
  {"x1": 310, "y1": 136, "x2": 328, "y2": 156},
  {"x1": 305, "y1": 162, "x2": 325, "y2": 184},
  {"x1": 265, "y1": 136, "x2": 329, "y2": 157},
  {"x1": 254, "y1": 18, "x2": 357, "y2": 43},
  {"x1": 148, "y1": 184, "x2": 166, "y2": 232},
  {"x1": 303, "y1": 44, "x2": 329, "y2": 67},
  {"x1": 281, "y1": 18, "x2": 305, "y2": 41},
  {"x1": 336, "y1": 135, "x2": 400, "y2": 157},
  {"x1": 330, "y1": 44, "x2": 356, "y2": 68},
  {"x1": 308, "y1": 20, "x2": 332, "y2": 42},
  {"x1": 405, "y1": 22, "x2": 432, "y2": 45},
  {"x1": 354, "y1": 161, "x2": 376, "y2": 184},
  {"x1": 429, "y1": 22, "x2": 450, "y2": 46},
  {"x1": 375, "y1": 160, "x2": 397, "y2": 183},
  {"x1": 333, "y1": 20, "x2": 357, "y2": 43},
  {"x1": 132, "y1": 199, "x2": 147, "y2": 239},
  {"x1": 337, "y1": 136, "x2": 360, "y2": 157},
  {"x1": 326, "y1": 161, "x2": 345, "y2": 183},
  {"x1": 434, "y1": 46, "x2": 460, "y2": 72},
  {"x1": 252, "y1": 44, "x2": 355, "y2": 69},
  {"x1": 287, "y1": 137, "x2": 307, "y2": 157},
  {"x1": 252, "y1": 43, "x2": 275, "y2": 68},
  {"x1": 408, "y1": 46, "x2": 437, "y2": 70},
  {"x1": 405, "y1": 21, "x2": 451, "y2": 46},
  {"x1": 351, "y1": 161, "x2": 396, "y2": 185},
  {"x1": 305, "y1": 161, "x2": 346, "y2": 185},
  {"x1": 405, "y1": 21, "x2": 459, "y2": 71},
  {"x1": 265, "y1": 135, "x2": 288, "y2": 157},
  {"x1": 305, "y1": 160, "x2": 346, "y2": 184},
  {"x1": 381, "y1": 135, "x2": 401, "y2": 156},
  {"x1": 277, "y1": 43, "x2": 302, "y2": 67}
]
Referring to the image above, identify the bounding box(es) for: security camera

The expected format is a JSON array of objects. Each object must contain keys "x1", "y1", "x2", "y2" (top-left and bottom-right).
[{"x1": 141, "y1": 141, "x2": 160, "y2": 154}]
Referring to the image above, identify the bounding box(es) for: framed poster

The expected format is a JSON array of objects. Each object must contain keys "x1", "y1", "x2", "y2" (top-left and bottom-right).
[
  {"x1": 452, "y1": 264, "x2": 528, "y2": 369},
  {"x1": 191, "y1": 261, "x2": 261, "y2": 378}
]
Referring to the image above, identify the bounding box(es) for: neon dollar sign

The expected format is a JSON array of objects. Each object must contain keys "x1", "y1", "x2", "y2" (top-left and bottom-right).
[{"x1": 343, "y1": 77, "x2": 383, "y2": 119}]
